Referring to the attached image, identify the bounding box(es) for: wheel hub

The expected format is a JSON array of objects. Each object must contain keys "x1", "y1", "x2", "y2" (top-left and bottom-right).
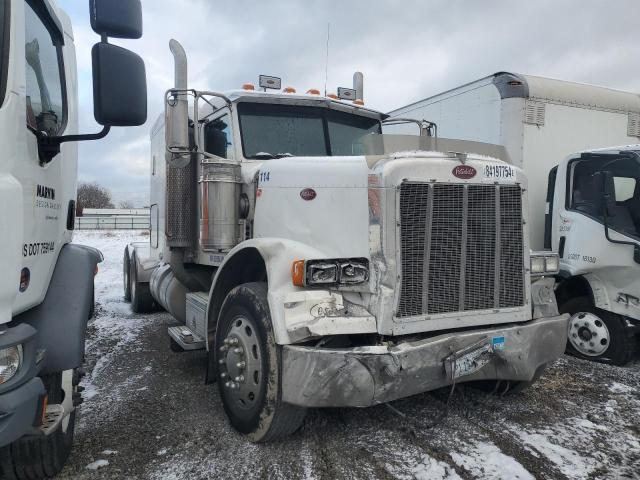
[
  {"x1": 218, "y1": 315, "x2": 262, "y2": 410},
  {"x1": 568, "y1": 312, "x2": 610, "y2": 357}
]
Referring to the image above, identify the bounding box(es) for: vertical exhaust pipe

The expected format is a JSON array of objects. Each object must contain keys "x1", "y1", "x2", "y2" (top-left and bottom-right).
[
  {"x1": 353, "y1": 72, "x2": 364, "y2": 102},
  {"x1": 168, "y1": 39, "x2": 189, "y2": 163}
]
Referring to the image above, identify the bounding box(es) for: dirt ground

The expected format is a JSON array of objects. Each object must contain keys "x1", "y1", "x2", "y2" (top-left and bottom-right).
[{"x1": 58, "y1": 231, "x2": 640, "y2": 480}]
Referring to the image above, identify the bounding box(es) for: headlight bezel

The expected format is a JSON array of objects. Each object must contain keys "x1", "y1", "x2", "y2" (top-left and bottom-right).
[
  {"x1": 530, "y1": 252, "x2": 560, "y2": 276},
  {"x1": 293, "y1": 258, "x2": 370, "y2": 287}
]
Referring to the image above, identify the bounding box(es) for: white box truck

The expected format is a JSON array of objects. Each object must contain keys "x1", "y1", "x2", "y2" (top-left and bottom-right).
[
  {"x1": 389, "y1": 72, "x2": 640, "y2": 364},
  {"x1": 125, "y1": 47, "x2": 568, "y2": 442},
  {"x1": 0, "y1": 0, "x2": 147, "y2": 477}
]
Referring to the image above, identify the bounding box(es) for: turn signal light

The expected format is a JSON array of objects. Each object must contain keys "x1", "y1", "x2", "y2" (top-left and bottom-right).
[
  {"x1": 292, "y1": 260, "x2": 305, "y2": 287},
  {"x1": 242, "y1": 83, "x2": 255, "y2": 91}
]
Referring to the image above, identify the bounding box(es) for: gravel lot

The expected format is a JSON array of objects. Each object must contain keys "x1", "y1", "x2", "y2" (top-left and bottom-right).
[{"x1": 58, "y1": 231, "x2": 640, "y2": 479}]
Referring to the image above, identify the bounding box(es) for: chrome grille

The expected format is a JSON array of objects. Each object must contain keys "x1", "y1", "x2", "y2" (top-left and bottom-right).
[{"x1": 397, "y1": 183, "x2": 525, "y2": 318}]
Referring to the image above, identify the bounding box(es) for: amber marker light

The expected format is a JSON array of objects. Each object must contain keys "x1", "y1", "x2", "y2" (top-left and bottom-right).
[
  {"x1": 353, "y1": 99, "x2": 365, "y2": 106},
  {"x1": 327, "y1": 93, "x2": 338, "y2": 99},
  {"x1": 283, "y1": 86, "x2": 297, "y2": 94},
  {"x1": 291, "y1": 260, "x2": 305, "y2": 287},
  {"x1": 242, "y1": 83, "x2": 256, "y2": 90},
  {"x1": 306, "y1": 88, "x2": 320, "y2": 95}
]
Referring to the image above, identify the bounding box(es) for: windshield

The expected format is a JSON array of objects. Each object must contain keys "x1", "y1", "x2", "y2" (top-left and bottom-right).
[{"x1": 237, "y1": 103, "x2": 381, "y2": 158}]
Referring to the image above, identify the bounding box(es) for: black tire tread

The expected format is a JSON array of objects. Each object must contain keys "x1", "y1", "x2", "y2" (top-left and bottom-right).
[{"x1": 130, "y1": 251, "x2": 155, "y2": 313}]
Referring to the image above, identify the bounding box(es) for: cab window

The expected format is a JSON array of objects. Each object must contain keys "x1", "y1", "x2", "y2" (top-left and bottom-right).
[
  {"x1": 25, "y1": 0, "x2": 66, "y2": 137},
  {"x1": 204, "y1": 114, "x2": 234, "y2": 159}
]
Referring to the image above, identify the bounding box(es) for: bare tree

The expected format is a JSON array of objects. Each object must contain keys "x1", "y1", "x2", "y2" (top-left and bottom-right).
[
  {"x1": 118, "y1": 200, "x2": 135, "y2": 209},
  {"x1": 76, "y1": 182, "x2": 114, "y2": 216}
]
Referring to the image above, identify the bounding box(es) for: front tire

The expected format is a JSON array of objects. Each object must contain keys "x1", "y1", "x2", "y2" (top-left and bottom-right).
[
  {"x1": 215, "y1": 282, "x2": 306, "y2": 442},
  {"x1": 123, "y1": 247, "x2": 131, "y2": 302},
  {"x1": 561, "y1": 297, "x2": 632, "y2": 366},
  {"x1": 0, "y1": 371, "x2": 78, "y2": 480}
]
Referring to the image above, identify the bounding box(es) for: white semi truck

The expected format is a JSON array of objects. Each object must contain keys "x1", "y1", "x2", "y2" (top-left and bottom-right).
[
  {"x1": 125, "y1": 44, "x2": 568, "y2": 442},
  {"x1": 0, "y1": 0, "x2": 147, "y2": 477},
  {"x1": 389, "y1": 72, "x2": 640, "y2": 364}
]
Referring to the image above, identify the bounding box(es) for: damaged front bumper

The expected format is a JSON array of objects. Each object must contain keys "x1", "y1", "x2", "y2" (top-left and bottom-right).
[{"x1": 281, "y1": 314, "x2": 569, "y2": 408}]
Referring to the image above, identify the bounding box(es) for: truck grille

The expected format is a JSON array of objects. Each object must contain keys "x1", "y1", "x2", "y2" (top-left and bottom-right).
[{"x1": 397, "y1": 183, "x2": 525, "y2": 318}]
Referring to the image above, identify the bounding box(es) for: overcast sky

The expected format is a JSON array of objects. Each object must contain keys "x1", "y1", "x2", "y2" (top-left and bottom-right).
[{"x1": 57, "y1": 0, "x2": 639, "y2": 207}]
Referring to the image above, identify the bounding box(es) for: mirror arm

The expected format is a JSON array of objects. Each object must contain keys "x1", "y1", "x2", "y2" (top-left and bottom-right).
[{"x1": 35, "y1": 125, "x2": 111, "y2": 164}]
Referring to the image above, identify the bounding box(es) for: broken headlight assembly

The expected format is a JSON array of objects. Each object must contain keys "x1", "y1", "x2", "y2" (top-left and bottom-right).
[
  {"x1": 530, "y1": 252, "x2": 560, "y2": 276},
  {"x1": 292, "y1": 258, "x2": 370, "y2": 287},
  {"x1": 0, "y1": 345, "x2": 23, "y2": 385}
]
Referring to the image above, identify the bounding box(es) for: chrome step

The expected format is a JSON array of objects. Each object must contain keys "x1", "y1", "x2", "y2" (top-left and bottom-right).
[
  {"x1": 41, "y1": 404, "x2": 65, "y2": 436},
  {"x1": 168, "y1": 325, "x2": 205, "y2": 351}
]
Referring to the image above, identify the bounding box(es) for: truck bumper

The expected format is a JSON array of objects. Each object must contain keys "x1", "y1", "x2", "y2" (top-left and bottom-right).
[
  {"x1": 0, "y1": 378, "x2": 44, "y2": 447},
  {"x1": 281, "y1": 314, "x2": 569, "y2": 408}
]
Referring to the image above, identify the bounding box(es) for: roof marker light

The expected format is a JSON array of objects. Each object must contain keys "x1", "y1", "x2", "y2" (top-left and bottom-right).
[
  {"x1": 327, "y1": 93, "x2": 339, "y2": 100},
  {"x1": 242, "y1": 83, "x2": 255, "y2": 91},
  {"x1": 353, "y1": 99, "x2": 365, "y2": 106},
  {"x1": 306, "y1": 89, "x2": 320, "y2": 95},
  {"x1": 283, "y1": 86, "x2": 297, "y2": 94}
]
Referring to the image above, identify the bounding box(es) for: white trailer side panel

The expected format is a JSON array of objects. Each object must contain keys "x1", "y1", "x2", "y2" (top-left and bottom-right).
[
  {"x1": 387, "y1": 78, "x2": 503, "y2": 145},
  {"x1": 522, "y1": 103, "x2": 636, "y2": 250}
]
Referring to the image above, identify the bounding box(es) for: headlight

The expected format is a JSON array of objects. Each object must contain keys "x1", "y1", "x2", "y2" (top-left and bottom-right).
[
  {"x1": 307, "y1": 262, "x2": 339, "y2": 285},
  {"x1": 0, "y1": 345, "x2": 23, "y2": 384},
  {"x1": 530, "y1": 252, "x2": 560, "y2": 276},
  {"x1": 292, "y1": 258, "x2": 370, "y2": 287},
  {"x1": 340, "y1": 261, "x2": 369, "y2": 284}
]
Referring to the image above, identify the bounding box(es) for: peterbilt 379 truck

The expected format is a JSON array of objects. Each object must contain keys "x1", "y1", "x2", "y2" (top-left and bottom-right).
[
  {"x1": 124, "y1": 42, "x2": 569, "y2": 442},
  {"x1": 0, "y1": 0, "x2": 146, "y2": 477}
]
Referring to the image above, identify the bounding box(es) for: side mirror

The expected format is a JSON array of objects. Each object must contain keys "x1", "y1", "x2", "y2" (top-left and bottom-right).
[
  {"x1": 593, "y1": 171, "x2": 616, "y2": 218},
  {"x1": 90, "y1": 0, "x2": 143, "y2": 39},
  {"x1": 90, "y1": 0, "x2": 147, "y2": 127},
  {"x1": 92, "y1": 43, "x2": 147, "y2": 126}
]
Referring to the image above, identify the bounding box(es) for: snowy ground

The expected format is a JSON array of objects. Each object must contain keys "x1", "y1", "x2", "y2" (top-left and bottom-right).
[{"x1": 58, "y1": 231, "x2": 640, "y2": 480}]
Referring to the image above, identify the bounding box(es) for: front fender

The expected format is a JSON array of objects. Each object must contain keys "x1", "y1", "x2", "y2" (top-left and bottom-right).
[
  {"x1": 13, "y1": 244, "x2": 102, "y2": 373},
  {"x1": 206, "y1": 238, "x2": 331, "y2": 346}
]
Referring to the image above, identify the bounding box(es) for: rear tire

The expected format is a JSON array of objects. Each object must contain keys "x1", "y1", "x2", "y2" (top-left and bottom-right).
[
  {"x1": 123, "y1": 247, "x2": 131, "y2": 302},
  {"x1": 215, "y1": 282, "x2": 306, "y2": 442},
  {"x1": 560, "y1": 296, "x2": 632, "y2": 366},
  {"x1": 0, "y1": 371, "x2": 78, "y2": 480},
  {"x1": 130, "y1": 251, "x2": 155, "y2": 313}
]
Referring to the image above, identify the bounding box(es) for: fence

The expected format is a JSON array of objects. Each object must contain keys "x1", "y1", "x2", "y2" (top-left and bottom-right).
[{"x1": 75, "y1": 215, "x2": 150, "y2": 230}]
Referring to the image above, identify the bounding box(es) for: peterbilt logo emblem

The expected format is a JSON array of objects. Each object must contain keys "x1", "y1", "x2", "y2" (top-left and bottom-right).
[
  {"x1": 452, "y1": 165, "x2": 477, "y2": 179},
  {"x1": 300, "y1": 188, "x2": 317, "y2": 201}
]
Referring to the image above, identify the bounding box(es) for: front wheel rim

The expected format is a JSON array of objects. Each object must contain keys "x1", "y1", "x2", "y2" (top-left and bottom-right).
[
  {"x1": 568, "y1": 312, "x2": 610, "y2": 356},
  {"x1": 218, "y1": 314, "x2": 263, "y2": 412}
]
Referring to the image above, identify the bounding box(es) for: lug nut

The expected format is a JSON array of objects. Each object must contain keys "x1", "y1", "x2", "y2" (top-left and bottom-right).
[
  {"x1": 233, "y1": 347, "x2": 244, "y2": 355},
  {"x1": 224, "y1": 381, "x2": 231, "y2": 388},
  {"x1": 230, "y1": 382, "x2": 238, "y2": 389},
  {"x1": 219, "y1": 345, "x2": 228, "y2": 352},
  {"x1": 236, "y1": 361, "x2": 246, "y2": 369},
  {"x1": 221, "y1": 372, "x2": 228, "y2": 379},
  {"x1": 219, "y1": 359, "x2": 225, "y2": 365},
  {"x1": 231, "y1": 338, "x2": 239, "y2": 346},
  {"x1": 224, "y1": 338, "x2": 230, "y2": 346},
  {"x1": 234, "y1": 375, "x2": 245, "y2": 383}
]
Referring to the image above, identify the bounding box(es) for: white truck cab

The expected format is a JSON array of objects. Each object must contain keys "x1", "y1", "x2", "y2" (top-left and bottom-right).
[
  {"x1": 124, "y1": 42, "x2": 569, "y2": 442},
  {"x1": 0, "y1": 0, "x2": 147, "y2": 477},
  {"x1": 548, "y1": 146, "x2": 640, "y2": 364}
]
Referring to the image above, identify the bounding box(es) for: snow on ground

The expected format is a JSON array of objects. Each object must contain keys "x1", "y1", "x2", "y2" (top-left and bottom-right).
[{"x1": 59, "y1": 230, "x2": 640, "y2": 480}]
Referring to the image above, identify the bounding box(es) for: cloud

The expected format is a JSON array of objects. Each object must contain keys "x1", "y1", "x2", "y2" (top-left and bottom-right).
[{"x1": 56, "y1": 0, "x2": 640, "y2": 206}]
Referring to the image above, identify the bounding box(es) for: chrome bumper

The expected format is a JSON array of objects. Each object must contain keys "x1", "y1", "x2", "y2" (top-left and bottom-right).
[{"x1": 281, "y1": 314, "x2": 569, "y2": 408}]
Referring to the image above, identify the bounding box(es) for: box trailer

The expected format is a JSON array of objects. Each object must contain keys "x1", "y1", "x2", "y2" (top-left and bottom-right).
[{"x1": 388, "y1": 72, "x2": 640, "y2": 250}]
